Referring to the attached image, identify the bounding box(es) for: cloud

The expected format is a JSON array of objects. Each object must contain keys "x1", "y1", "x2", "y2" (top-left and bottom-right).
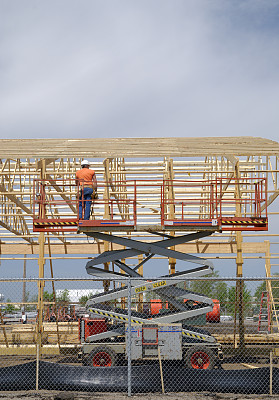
[{"x1": 0, "y1": 0, "x2": 279, "y2": 139}]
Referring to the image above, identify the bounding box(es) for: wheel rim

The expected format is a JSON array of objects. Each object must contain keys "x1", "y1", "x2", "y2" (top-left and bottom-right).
[
  {"x1": 190, "y1": 351, "x2": 210, "y2": 369},
  {"x1": 92, "y1": 351, "x2": 112, "y2": 367}
]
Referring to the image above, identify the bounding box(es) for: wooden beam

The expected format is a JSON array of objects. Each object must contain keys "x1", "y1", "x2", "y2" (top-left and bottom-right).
[
  {"x1": 0, "y1": 183, "x2": 32, "y2": 215},
  {"x1": 0, "y1": 241, "x2": 268, "y2": 255},
  {"x1": 225, "y1": 154, "x2": 238, "y2": 167},
  {"x1": 36, "y1": 158, "x2": 58, "y2": 170}
]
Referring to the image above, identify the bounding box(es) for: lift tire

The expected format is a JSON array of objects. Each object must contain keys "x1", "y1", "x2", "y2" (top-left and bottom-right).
[
  {"x1": 88, "y1": 346, "x2": 116, "y2": 367},
  {"x1": 184, "y1": 346, "x2": 215, "y2": 370}
]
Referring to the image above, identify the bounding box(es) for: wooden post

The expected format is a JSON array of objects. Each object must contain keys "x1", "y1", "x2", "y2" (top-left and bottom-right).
[
  {"x1": 36, "y1": 230, "x2": 45, "y2": 391},
  {"x1": 47, "y1": 237, "x2": 61, "y2": 352},
  {"x1": 22, "y1": 255, "x2": 26, "y2": 307},
  {"x1": 36, "y1": 341, "x2": 39, "y2": 390},
  {"x1": 236, "y1": 231, "x2": 245, "y2": 352},
  {"x1": 166, "y1": 158, "x2": 176, "y2": 275},
  {"x1": 0, "y1": 309, "x2": 9, "y2": 347},
  {"x1": 233, "y1": 159, "x2": 245, "y2": 352},
  {"x1": 158, "y1": 347, "x2": 165, "y2": 394},
  {"x1": 265, "y1": 240, "x2": 278, "y2": 333},
  {"x1": 37, "y1": 159, "x2": 46, "y2": 361},
  {"x1": 103, "y1": 158, "x2": 111, "y2": 292},
  {"x1": 37, "y1": 232, "x2": 45, "y2": 356},
  {"x1": 121, "y1": 257, "x2": 126, "y2": 310}
]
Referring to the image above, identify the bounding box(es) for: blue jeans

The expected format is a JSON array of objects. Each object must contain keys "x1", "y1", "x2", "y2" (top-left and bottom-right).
[{"x1": 79, "y1": 187, "x2": 93, "y2": 220}]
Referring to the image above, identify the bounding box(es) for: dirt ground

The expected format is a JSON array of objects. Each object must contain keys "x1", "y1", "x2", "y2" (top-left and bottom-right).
[{"x1": 0, "y1": 391, "x2": 278, "y2": 400}]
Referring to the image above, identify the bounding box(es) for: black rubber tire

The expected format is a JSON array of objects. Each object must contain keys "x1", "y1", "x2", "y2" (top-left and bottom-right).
[
  {"x1": 184, "y1": 346, "x2": 215, "y2": 370},
  {"x1": 87, "y1": 346, "x2": 116, "y2": 367}
]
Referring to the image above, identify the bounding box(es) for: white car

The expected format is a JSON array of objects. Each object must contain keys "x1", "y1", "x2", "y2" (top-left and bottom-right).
[{"x1": 220, "y1": 315, "x2": 233, "y2": 322}]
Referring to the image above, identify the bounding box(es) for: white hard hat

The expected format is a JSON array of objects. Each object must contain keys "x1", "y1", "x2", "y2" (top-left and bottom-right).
[{"x1": 81, "y1": 159, "x2": 90, "y2": 166}]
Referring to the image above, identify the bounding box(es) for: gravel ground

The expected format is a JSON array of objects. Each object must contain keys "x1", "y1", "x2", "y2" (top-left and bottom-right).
[{"x1": 0, "y1": 392, "x2": 278, "y2": 400}]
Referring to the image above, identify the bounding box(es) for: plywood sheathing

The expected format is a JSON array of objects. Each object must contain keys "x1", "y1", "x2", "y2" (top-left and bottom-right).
[{"x1": 1, "y1": 137, "x2": 279, "y2": 158}]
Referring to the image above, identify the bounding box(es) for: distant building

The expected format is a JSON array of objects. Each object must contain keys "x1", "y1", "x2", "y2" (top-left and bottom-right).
[{"x1": 56, "y1": 289, "x2": 103, "y2": 303}]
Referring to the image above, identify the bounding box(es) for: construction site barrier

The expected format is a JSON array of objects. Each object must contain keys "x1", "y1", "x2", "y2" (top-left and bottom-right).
[
  {"x1": 0, "y1": 361, "x2": 277, "y2": 394},
  {"x1": 0, "y1": 277, "x2": 279, "y2": 395}
]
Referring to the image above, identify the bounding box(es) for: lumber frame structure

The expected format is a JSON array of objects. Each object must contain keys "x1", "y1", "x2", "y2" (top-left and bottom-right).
[{"x1": 1, "y1": 137, "x2": 279, "y2": 354}]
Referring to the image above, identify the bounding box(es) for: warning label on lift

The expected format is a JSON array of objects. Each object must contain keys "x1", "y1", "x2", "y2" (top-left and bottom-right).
[
  {"x1": 135, "y1": 286, "x2": 146, "y2": 293},
  {"x1": 152, "y1": 280, "x2": 166, "y2": 289}
]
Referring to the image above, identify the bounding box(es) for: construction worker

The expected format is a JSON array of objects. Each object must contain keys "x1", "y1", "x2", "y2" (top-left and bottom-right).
[
  {"x1": 75, "y1": 160, "x2": 97, "y2": 220},
  {"x1": 21, "y1": 308, "x2": 27, "y2": 324}
]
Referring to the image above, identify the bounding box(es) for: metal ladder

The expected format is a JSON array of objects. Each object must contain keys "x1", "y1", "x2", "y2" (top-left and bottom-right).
[{"x1": 258, "y1": 291, "x2": 271, "y2": 333}]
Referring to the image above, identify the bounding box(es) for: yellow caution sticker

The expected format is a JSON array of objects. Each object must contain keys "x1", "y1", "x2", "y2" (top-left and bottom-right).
[
  {"x1": 152, "y1": 280, "x2": 166, "y2": 289},
  {"x1": 135, "y1": 286, "x2": 146, "y2": 293}
]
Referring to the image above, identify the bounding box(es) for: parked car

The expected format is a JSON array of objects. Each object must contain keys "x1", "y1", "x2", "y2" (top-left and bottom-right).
[{"x1": 220, "y1": 315, "x2": 233, "y2": 322}]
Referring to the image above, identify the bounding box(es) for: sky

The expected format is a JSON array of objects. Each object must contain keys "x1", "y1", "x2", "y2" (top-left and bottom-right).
[
  {"x1": 0, "y1": 1, "x2": 279, "y2": 297},
  {"x1": 0, "y1": 0, "x2": 279, "y2": 140}
]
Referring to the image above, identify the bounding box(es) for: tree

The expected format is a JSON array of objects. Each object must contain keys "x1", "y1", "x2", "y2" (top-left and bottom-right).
[
  {"x1": 189, "y1": 271, "x2": 219, "y2": 298},
  {"x1": 5, "y1": 299, "x2": 15, "y2": 313},
  {"x1": 213, "y1": 282, "x2": 228, "y2": 311},
  {"x1": 226, "y1": 284, "x2": 252, "y2": 317},
  {"x1": 57, "y1": 289, "x2": 70, "y2": 305},
  {"x1": 255, "y1": 274, "x2": 279, "y2": 309},
  {"x1": 254, "y1": 281, "x2": 266, "y2": 302},
  {"x1": 79, "y1": 292, "x2": 94, "y2": 306},
  {"x1": 189, "y1": 271, "x2": 228, "y2": 310},
  {"x1": 43, "y1": 291, "x2": 54, "y2": 302}
]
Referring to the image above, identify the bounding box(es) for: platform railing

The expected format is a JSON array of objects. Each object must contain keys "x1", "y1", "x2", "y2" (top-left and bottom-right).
[
  {"x1": 33, "y1": 178, "x2": 268, "y2": 232},
  {"x1": 161, "y1": 178, "x2": 267, "y2": 231}
]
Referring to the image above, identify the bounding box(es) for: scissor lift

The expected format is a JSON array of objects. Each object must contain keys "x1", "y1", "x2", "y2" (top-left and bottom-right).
[
  {"x1": 32, "y1": 177, "x2": 268, "y2": 367},
  {"x1": 80, "y1": 231, "x2": 223, "y2": 368}
]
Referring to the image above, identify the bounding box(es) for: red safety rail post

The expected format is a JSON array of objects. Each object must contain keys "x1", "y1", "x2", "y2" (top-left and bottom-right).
[
  {"x1": 216, "y1": 178, "x2": 220, "y2": 220},
  {"x1": 256, "y1": 180, "x2": 259, "y2": 216},
  {"x1": 33, "y1": 180, "x2": 38, "y2": 221},
  {"x1": 209, "y1": 181, "x2": 213, "y2": 220},
  {"x1": 39, "y1": 180, "x2": 46, "y2": 220},
  {"x1": 219, "y1": 178, "x2": 223, "y2": 222},
  {"x1": 265, "y1": 177, "x2": 268, "y2": 219},
  {"x1": 110, "y1": 198, "x2": 113, "y2": 221},
  {"x1": 216, "y1": 178, "x2": 223, "y2": 219}
]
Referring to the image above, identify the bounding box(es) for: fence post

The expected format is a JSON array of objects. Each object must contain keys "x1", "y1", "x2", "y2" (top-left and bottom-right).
[
  {"x1": 270, "y1": 350, "x2": 273, "y2": 395},
  {"x1": 127, "y1": 277, "x2": 132, "y2": 397},
  {"x1": 36, "y1": 341, "x2": 39, "y2": 391}
]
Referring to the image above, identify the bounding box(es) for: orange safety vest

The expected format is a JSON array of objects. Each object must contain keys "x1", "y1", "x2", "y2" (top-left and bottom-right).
[{"x1": 76, "y1": 168, "x2": 95, "y2": 187}]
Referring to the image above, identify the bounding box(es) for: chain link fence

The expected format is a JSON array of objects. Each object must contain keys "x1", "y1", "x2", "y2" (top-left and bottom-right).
[{"x1": 0, "y1": 277, "x2": 279, "y2": 395}]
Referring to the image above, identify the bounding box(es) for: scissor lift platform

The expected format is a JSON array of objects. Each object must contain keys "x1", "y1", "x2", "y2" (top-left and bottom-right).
[{"x1": 33, "y1": 178, "x2": 268, "y2": 233}]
